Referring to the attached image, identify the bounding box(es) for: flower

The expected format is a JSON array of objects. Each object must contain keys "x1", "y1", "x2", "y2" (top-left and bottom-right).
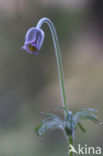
[{"x1": 22, "y1": 27, "x2": 45, "y2": 55}]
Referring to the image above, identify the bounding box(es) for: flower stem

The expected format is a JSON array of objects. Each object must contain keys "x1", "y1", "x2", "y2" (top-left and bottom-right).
[
  {"x1": 69, "y1": 135, "x2": 73, "y2": 156},
  {"x1": 36, "y1": 17, "x2": 68, "y2": 118}
]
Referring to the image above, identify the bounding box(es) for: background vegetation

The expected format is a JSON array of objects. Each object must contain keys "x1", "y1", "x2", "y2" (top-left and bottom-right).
[{"x1": 0, "y1": 0, "x2": 103, "y2": 155}]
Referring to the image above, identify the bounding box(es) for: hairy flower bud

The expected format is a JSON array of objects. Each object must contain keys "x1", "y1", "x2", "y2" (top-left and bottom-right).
[{"x1": 22, "y1": 27, "x2": 44, "y2": 55}]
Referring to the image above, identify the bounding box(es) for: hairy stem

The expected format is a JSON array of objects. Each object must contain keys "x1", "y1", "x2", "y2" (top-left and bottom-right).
[{"x1": 36, "y1": 17, "x2": 68, "y2": 118}]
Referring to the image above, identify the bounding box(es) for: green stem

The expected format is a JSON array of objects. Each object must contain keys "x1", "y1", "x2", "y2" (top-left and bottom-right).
[
  {"x1": 69, "y1": 135, "x2": 73, "y2": 156},
  {"x1": 36, "y1": 17, "x2": 68, "y2": 118}
]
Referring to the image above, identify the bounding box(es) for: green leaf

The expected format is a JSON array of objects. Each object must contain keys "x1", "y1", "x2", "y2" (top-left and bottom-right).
[
  {"x1": 73, "y1": 111, "x2": 101, "y2": 125},
  {"x1": 80, "y1": 108, "x2": 97, "y2": 112},
  {"x1": 35, "y1": 117, "x2": 65, "y2": 138},
  {"x1": 40, "y1": 121, "x2": 63, "y2": 137},
  {"x1": 35, "y1": 124, "x2": 42, "y2": 133},
  {"x1": 41, "y1": 112, "x2": 64, "y2": 123},
  {"x1": 81, "y1": 116, "x2": 101, "y2": 125},
  {"x1": 41, "y1": 112, "x2": 60, "y2": 119},
  {"x1": 78, "y1": 122, "x2": 86, "y2": 133},
  {"x1": 73, "y1": 111, "x2": 97, "y2": 121},
  {"x1": 80, "y1": 112, "x2": 97, "y2": 119}
]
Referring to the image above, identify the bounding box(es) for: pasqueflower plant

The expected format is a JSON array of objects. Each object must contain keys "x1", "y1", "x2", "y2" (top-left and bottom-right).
[{"x1": 22, "y1": 17, "x2": 102, "y2": 156}]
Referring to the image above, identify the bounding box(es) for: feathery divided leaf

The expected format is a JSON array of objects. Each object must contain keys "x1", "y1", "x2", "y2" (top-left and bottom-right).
[
  {"x1": 73, "y1": 108, "x2": 101, "y2": 125},
  {"x1": 35, "y1": 113, "x2": 65, "y2": 138},
  {"x1": 35, "y1": 109, "x2": 102, "y2": 139},
  {"x1": 80, "y1": 108, "x2": 97, "y2": 112},
  {"x1": 41, "y1": 112, "x2": 64, "y2": 123}
]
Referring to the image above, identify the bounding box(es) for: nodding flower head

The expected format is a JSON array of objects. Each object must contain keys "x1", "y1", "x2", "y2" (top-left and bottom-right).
[{"x1": 22, "y1": 27, "x2": 44, "y2": 55}]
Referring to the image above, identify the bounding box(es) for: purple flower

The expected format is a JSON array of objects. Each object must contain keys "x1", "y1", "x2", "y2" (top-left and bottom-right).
[{"x1": 22, "y1": 27, "x2": 44, "y2": 55}]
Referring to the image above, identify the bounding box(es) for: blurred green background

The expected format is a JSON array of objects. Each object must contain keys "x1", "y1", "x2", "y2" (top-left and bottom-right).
[{"x1": 0, "y1": 0, "x2": 103, "y2": 156}]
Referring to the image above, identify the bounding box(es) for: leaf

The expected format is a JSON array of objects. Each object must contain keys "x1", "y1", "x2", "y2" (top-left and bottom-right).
[
  {"x1": 35, "y1": 117, "x2": 65, "y2": 138},
  {"x1": 80, "y1": 108, "x2": 97, "y2": 112},
  {"x1": 41, "y1": 112, "x2": 64, "y2": 123},
  {"x1": 73, "y1": 111, "x2": 97, "y2": 121},
  {"x1": 54, "y1": 106, "x2": 67, "y2": 111},
  {"x1": 43, "y1": 117, "x2": 65, "y2": 126},
  {"x1": 40, "y1": 121, "x2": 63, "y2": 137},
  {"x1": 73, "y1": 111, "x2": 101, "y2": 125},
  {"x1": 80, "y1": 112, "x2": 97, "y2": 119},
  {"x1": 41, "y1": 112, "x2": 60, "y2": 119},
  {"x1": 78, "y1": 122, "x2": 86, "y2": 133},
  {"x1": 35, "y1": 124, "x2": 42, "y2": 133},
  {"x1": 81, "y1": 116, "x2": 101, "y2": 125}
]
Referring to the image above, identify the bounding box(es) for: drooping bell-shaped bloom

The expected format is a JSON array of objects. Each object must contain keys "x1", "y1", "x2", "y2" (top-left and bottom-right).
[{"x1": 22, "y1": 27, "x2": 45, "y2": 55}]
